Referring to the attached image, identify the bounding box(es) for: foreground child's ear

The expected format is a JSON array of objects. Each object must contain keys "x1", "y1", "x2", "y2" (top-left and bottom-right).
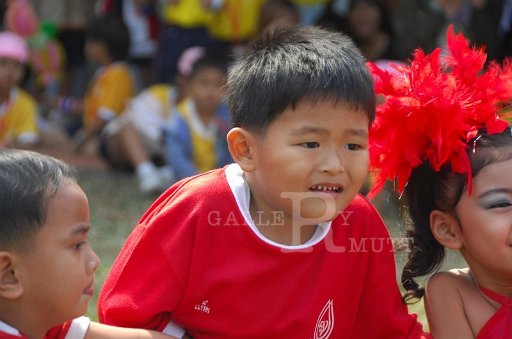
[
  {"x1": 0, "y1": 252, "x2": 23, "y2": 299},
  {"x1": 227, "y1": 127, "x2": 257, "y2": 172},
  {"x1": 429, "y1": 210, "x2": 463, "y2": 250}
]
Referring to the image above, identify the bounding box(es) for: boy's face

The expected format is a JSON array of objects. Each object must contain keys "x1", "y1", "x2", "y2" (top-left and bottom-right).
[
  {"x1": 0, "y1": 57, "x2": 24, "y2": 94},
  {"x1": 16, "y1": 180, "x2": 99, "y2": 326},
  {"x1": 246, "y1": 99, "x2": 370, "y2": 226},
  {"x1": 189, "y1": 68, "x2": 226, "y2": 115}
]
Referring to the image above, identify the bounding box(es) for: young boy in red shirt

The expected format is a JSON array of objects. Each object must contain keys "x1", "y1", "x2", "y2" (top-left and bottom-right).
[{"x1": 98, "y1": 26, "x2": 429, "y2": 338}]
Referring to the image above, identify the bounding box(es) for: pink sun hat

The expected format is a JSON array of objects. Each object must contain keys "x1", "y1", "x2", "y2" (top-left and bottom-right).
[{"x1": 0, "y1": 31, "x2": 29, "y2": 63}]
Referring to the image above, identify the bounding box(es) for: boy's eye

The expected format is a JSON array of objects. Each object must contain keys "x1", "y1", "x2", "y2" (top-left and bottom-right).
[
  {"x1": 345, "y1": 143, "x2": 362, "y2": 151},
  {"x1": 74, "y1": 241, "x2": 87, "y2": 250},
  {"x1": 300, "y1": 142, "x2": 320, "y2": 148}
]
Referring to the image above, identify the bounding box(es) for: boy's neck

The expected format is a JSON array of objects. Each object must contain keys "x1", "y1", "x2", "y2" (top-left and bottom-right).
[
  {"x1": 0, "y1": 303, "x2": 48, "y2": 339},
  {"x1": 248, "y1": 195, "x2": 318, "y2": 246}
]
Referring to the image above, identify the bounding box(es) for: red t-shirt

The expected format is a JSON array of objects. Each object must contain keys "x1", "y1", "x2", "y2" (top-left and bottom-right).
[{"x1": 99, "y1": 164, "x2": 429, "y2": 338}]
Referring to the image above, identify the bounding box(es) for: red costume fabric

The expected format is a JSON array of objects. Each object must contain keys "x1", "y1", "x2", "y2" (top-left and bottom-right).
[{"x1": 477, "y1": 287, "x2": 512, "y2": 339}]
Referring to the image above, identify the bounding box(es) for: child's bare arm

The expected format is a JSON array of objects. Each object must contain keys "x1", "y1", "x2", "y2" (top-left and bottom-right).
[
  {"x1": 424, "y1": 271, "x2": 473, "y2": 338},
  {"x1": 85, "y1": 322, "x2": 182, "y2": 339}
]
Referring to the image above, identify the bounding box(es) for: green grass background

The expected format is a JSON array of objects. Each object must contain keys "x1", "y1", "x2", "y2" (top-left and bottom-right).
[{"x1": 79, "y1": 168, "x2": 466, "y2": 330}]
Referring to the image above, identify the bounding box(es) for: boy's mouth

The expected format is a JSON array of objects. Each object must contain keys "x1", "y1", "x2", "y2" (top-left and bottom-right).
[{"x1": 309, "y1": 184, "x2": 342, "y2": 193}]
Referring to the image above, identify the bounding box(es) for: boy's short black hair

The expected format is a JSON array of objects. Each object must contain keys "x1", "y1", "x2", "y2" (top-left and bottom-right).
[
  {"x1": 0, "y1": 150, "x2": 76, "y2": 251},
  {"x1": 190, "y1": 48, "x2": 232, "y2": 79},
  {"x1": 227, "y1": 25, "x2": 375, "y2": 133},
  {"x1": 86, "y1": 14, "x2": 130, "y2": 62}
]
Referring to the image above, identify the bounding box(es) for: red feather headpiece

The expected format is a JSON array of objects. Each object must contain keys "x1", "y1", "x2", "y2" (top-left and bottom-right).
[{"x1": 368, "y1": 26, "x2": 512, "y2": 198}]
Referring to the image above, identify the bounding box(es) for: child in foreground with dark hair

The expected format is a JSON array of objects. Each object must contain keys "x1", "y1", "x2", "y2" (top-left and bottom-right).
[
  {"x1": 98, "y1": 25, "x2": 428, "y2": 338},
  {"x1": 369, "y1": 26, "x2": 512, "y2": 338},
  {"x1": 0, "y1": 149, "x2": 180, "y2": 339}
]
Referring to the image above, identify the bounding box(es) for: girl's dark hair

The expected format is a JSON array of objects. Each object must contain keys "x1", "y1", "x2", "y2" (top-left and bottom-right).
[
  {"x1": 401, "y1": 128, "x2": 512, "y2": 302},
  {"x1": 0, "y1": 150, "x2": 77, "y2": 251}
]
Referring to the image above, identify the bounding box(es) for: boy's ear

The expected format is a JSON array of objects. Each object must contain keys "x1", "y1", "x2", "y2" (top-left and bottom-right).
[
  {"x1": 227, "y1": 127, "x2": 257, "y2": 172},
  {"x1": 0, "y1": 252, "x2": 23, "y2": 299},
  {"x1": 429, "y1": 210, "x2": 463, "y2": 250}
]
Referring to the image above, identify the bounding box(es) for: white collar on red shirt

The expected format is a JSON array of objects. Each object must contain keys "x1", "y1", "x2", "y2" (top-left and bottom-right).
[
  {"x1": 0, "y1": 320, "x2": 21, "y2": 336},
  {"x1": 225, "y1": 163, "x2": 332, "y2": 250}
]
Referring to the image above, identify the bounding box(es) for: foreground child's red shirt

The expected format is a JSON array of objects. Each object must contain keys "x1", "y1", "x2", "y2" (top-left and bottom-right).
[
  {"x1": 0, "y1": 317, "x2": 89, "y2": 338},
  {"x1": 99, "y1": 164, "x2": 429, "y2": 338}
]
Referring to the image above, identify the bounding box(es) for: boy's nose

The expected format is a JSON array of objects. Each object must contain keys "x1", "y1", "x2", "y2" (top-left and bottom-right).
[
  {"x1": 87, "y1": 248, "x2": 100, "y2": 273},
  {"x1": 320, "y1": 148, "x2": 345, "y2": 175}
]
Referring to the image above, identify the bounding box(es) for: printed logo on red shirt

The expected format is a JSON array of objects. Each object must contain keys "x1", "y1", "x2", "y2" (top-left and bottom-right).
[
  {"x1": 194, "y1": 300, "x2": 211, "y2": 314},
  {"x1": 314, "y1": 299, "x2": 334, "y2": 339}
]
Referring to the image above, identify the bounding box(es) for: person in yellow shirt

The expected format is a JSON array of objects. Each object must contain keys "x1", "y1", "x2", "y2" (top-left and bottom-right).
[
  {"x1": 80, "y1": 14, "x2": 135, "y2": 152},
  {"x1": 44, "y1": 14, "x2": 135, "y2": 155},
  {"x1": 206, "y1": 0, "x2": 267, "y2": 47},
  {"x1": 207, "y1": 0, "x2": 300, "y2": 59},
  {"x1": 0, "y1": 31, "x2": 39, "y2": 150},
  {"x1": 101, "y1": 46, "x2": 206, "y2": 194},
  {"x1": 152, "y1": 0, "x2": 218, "y2": 84}
]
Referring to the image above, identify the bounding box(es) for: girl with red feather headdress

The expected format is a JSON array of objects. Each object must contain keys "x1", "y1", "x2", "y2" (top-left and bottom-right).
[{"x1": 369, "y1": 26, "x2": 512, "y2": 338}]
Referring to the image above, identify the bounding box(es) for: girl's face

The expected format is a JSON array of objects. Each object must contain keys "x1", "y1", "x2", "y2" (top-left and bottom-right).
[
  {"x1": 454, "y1": 158, "x2": 512, "y2": 285},
  {"x1": 16, "y1": 180, "x2": 99, "y2": 330},
  {"x1": 0, "y1": 57, "x2": 24, "y2": 94}
]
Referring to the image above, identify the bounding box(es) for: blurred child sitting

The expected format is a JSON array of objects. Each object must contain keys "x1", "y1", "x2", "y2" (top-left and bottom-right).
[
  {"x1": 0, "y1": 31, "x2": 38, "y2": 150},
  {"x1": 163, "y1": 49, "x2": 232, "y2": 182},
  {"x1": 0, "y1": 149, "x2": 184, "y2": 338},
  {"x1": 101, "y1": 46, "x2": 206, "y2": 194},
  {"x1": 45, "y1": 14, "x2": 135, "y2": 155}
]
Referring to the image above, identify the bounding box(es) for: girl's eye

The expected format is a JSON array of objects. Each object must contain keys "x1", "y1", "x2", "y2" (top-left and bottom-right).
[
  {"x1": 488, "y1": 201, "x2": 512, "y2": 209},
  {"x1": 301, "y1": 142, "x2": 320, "y2": 148},
  {"x1": 345, "y1": 143, "x2": 362, "y2": 151}
]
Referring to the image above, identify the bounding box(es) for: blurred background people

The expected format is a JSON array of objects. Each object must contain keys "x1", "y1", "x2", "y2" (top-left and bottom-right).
[
  {"x1": 163, "y1": 48, "x2": 232, "y2": 182},
  {"x1": 0, "y1": 31, "x2": 38, "y2": 150},
  {"x1": 101, "y1": 46, "x2": 206, "y2": 194}
]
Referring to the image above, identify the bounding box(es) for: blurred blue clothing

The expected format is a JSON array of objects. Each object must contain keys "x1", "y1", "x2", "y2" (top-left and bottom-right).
[{"x1": 164, "y1": 100, "x2": 232, "y2": 181}]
